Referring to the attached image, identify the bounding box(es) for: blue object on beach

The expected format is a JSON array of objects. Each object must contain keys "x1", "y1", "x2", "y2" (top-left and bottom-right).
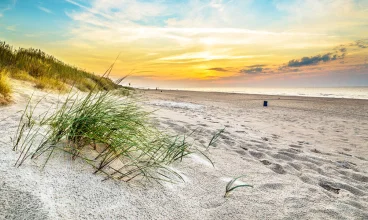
[{"x1": 263, "y1": 101, "x2": 268, "y2": 107}]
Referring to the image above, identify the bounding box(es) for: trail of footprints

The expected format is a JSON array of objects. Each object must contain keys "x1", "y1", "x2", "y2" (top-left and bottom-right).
[
  {"x1": 229, "y1": 136, "x2": 368, "y2": 199},
  {"x1": 155, "y1": 107, "x2": 368, "y2": 216}
]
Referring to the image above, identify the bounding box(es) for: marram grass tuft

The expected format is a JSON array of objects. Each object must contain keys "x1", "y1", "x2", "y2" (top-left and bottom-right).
[{"x1": 13, "y1": 89, "x2": 221, "y2": 183}]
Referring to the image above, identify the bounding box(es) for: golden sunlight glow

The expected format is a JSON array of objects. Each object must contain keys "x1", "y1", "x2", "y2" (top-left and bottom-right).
[{"x1": 3, "y1": 0, "x2": 367, "y2": 88}]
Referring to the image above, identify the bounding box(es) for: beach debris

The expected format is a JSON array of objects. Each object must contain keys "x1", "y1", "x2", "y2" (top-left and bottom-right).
[
  {"x1": 263, "y1": 101, "x2": 268, "y2": 107},
  {"x1": 225, "y1": 175, "x2": 253, "y2": 197},
  {"x1": 319, "y1": 183, "x2": 340, "y2": 194}
]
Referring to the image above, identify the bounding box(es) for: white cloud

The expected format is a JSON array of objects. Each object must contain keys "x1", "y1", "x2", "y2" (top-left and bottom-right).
[
  {"x1": 273, "y1": 0, "x2": 368, "y2": 31},
  {"x1": 62, "y1": 0, "x2": 368, "y2": 68},
  {"x1": 38, "y1": 6, "x2": 52, "y2": 14},
  {"x1": 6, "y1": 25, "x2": 16, "y2": 31},
  {"x1": 0, "y1": 0, "x2": 17, "y2": 18},
  {"x1": 159, "y1": 51, "x2": 270, "y2": 62},
  {"x1": 64, "y1": 0, "x2": 331, "y2": 46},
  {"x1": 65, "y1": 0, "x2": 113, "y2": 20}
]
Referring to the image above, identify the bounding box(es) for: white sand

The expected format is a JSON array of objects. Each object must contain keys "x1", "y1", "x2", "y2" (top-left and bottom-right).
[{"x1": 1, "y1": 81, "x2": 368, "y2": 219}]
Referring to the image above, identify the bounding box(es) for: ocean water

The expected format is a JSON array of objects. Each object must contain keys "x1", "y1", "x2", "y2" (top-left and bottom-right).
[{"x1": 174, "y1": 87, "x2": 368, "y2": 100}]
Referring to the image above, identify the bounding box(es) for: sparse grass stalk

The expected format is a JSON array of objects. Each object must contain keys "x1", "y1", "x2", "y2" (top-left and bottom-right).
[{"x1": 225, "y1": 175, "x2": 253, "y2": 197}]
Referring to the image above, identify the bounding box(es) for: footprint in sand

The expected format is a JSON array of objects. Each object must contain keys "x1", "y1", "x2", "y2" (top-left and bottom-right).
[
  {"x1": 0, "y1": 183, "x2": 49, "y2": 219},
  {"x1": 335, "y1": 160, "x2": 356, "y2": 169},
  {"x1": 282, "y1": 148, "x2": 302, "y2": 154},
  {"x1": 289, "y1": 144, "x2": 302, "y2": 149},
  {"x1": 259, "y1": 159, "x2": 286, "y2": 174},
  {"x1": 249, "y1": 151, "x2": 265, "y2": 159},
  {"x1": 235, "y1": 149, "x2": 247, "y2": 156},
  {"x1": 319, "y1": 182, "x2": 340, "y2": 194},
  {"x1": 260, "y1": 159, "x2": 271, "y2": 165},
  {"x1": 270, "y1": 163, "x2": 286, "y2": 174}
]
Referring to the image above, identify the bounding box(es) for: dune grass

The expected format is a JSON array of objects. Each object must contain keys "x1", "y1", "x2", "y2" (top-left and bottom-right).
[
  {"x1": 0, "y1": 41, "x2": 120, "y2": 95},
  {"x1": 0, "y1": 68, "x2": 12, "y2": 104},
  {"x1": 34, "y1": 77, "x2": 68, "y2": 92},
  {"x1": 5, "y1": 41, "x2": 217, "y2": 183},
  {"x1": 225, "y1": 175, "x2": 253, "y2": 197},
  {"x1": 13, "y1": 88, "x2": 218, "y2": 183}
]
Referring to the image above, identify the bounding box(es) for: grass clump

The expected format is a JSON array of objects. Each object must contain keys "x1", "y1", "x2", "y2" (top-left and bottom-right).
[
  {"x1": 13, "y1": 90, "x2": 216, "y2": 183},
  {"x1": 0, "y1": 68, "x2": 12, "y2": 104},
  {"x1": 0, "y1": 41, "x2": 120, "y2": 93},
  {"x1": 225, "y1": 175, "x2": 253, "y2": 197},
  {"x1": 9, "y1": 69, "x2": 36, "y2": 82},
  {"x1": 111, "y1": 87, "x2": 134, "y2": 96},
  {"x1": 34, "y1": 77, "x2": 67, "y2": 92}
]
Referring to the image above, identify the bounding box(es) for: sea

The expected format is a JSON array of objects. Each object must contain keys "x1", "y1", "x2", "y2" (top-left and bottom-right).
[{"x1": 170, "y1": 87, "x2": 368, "y2": 100}]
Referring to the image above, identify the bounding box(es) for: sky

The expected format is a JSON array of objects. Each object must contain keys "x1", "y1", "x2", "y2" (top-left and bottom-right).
[{"x1": 0, "y1": 0, "x2": 368, "y2": 88}]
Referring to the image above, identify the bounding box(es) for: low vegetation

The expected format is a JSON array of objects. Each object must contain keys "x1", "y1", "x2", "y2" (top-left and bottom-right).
[
  {"x1": 5, "y1": 41, "x2": 218, "y2": 184},
  {"x1": 0, "y1": 41, "x2": 121, "y2": 103},
  {"x1": 225, "y1": 175, "x2": 253, "y2": 197},
  {"x1": 13, "y1": 89, "x2": 219, "y2": 183},
  {"x1": 0, "y1": 68, "x2": 12, "y2": 104}
]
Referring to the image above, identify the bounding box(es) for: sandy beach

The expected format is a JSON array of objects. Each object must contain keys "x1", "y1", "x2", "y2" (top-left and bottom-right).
[{"x1": 1, "y1": 81, "x2": 368, "y2": 219}]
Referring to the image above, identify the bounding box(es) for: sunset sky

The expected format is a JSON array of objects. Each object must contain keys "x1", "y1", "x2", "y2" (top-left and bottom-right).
[{"x1": 1, "y1": 0, "x2": 368, "y2": 88}]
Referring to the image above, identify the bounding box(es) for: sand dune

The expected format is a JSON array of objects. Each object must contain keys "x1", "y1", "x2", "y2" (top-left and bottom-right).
[{"x1": 1, "y1": 82, "x2": 367, "y2": 219}]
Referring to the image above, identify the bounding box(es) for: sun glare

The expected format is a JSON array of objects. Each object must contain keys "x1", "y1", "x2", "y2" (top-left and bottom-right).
[{"x1": 200, "y1": 38, "x2": 218, "y2": 46}]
